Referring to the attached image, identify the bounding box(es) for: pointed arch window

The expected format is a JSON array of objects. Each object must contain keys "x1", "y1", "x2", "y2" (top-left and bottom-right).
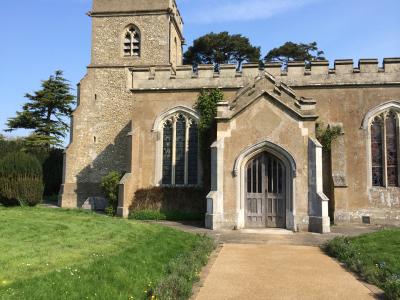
[
  {"x1": 123, "y1": 25, "x2": 140, "y2": 57},
  {"x1": 161, "y1": 113, "x2": 199, "y2": 186},
  {"x1": 370, "y1": 110, "x2": 399, "y2": 187}
]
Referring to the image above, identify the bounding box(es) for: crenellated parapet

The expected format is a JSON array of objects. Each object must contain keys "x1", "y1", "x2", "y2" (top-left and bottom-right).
[
  {"x1": 129, "y1": 63, "x2": 262, "y2": 91},
  {"x1": 279, "y1": 58, "x2": 400, "y2": 87},
  {"x1": 269, "y1": 58, "x2": 400, "y2": 76},
  {"x1": 129, "y1": 58, "x2": 400, "y2": 91}
]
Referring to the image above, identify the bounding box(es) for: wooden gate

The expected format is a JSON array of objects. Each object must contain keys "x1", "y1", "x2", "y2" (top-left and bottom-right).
[{"x1": 245, "y1": 152, "x2": 286, "y2": 228}]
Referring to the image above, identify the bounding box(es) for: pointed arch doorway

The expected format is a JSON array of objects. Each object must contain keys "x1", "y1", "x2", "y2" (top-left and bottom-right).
[{"x1": 245, "y1": 152, "x2": 286, "y2": 228}]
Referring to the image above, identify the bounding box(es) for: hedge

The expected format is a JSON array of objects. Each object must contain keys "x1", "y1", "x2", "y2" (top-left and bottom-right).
[{"x1": 0, "y1": 152, "x2": 44, "y2": 206}]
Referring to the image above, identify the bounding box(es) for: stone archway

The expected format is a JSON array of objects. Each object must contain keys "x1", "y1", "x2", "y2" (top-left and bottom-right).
[
  {"x1": 245, "y1": 152, "x2": 286, "y2": 228},
  {"x1": 233, "y1": 140, "x2": 297, "y2": 230}
]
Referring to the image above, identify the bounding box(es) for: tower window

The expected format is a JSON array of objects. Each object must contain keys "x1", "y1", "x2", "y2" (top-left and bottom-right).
[{"x1": 124, "y1": 25, "x2": 140, "y2": 57}]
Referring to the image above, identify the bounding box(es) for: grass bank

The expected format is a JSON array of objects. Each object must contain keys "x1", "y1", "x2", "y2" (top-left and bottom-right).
[
  {"x1": 0, "y1": 207, "x2": 214, "y2": 300},
  {"x1": 324, "y1": 229, "x2": 400, "y2": 299}
]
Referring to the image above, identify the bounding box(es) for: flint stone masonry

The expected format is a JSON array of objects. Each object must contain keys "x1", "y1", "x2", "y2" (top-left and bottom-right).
[{"x1": 60, "y1": 0, "x2": 400, "y2": 230}]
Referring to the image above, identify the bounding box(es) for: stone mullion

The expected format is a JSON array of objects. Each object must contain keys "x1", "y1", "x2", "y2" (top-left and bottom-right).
[
  {"x1": 184, "y1": 117, "x2": 190, "y2": 185},
  {"x1": 171, "y1": 116, "x2": 177, "y2": 185}
]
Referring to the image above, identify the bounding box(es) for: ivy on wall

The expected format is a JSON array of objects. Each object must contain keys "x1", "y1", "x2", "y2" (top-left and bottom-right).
[
  {"x1": 316, "y1": 122, "x2": 342, "y2": 151},
  {"x1": 194, "y1": 88, "x2": 224, "y2": 189}
]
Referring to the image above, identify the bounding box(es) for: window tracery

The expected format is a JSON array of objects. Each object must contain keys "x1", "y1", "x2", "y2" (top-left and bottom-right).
[
  {"x1": 370, "y1": 110, "x2": 399, "y2": 187},
  {"x1": 161, "y1": 113, "x2": 199, "y2": 186},
  {"x1": 123, "y1": 25, "x2": 140, "y2": 57}
]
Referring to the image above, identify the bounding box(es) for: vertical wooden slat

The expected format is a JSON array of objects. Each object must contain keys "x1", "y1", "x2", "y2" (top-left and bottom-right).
[{"x1": 255, "y1": 158, "x2": 259, "y2": 194}]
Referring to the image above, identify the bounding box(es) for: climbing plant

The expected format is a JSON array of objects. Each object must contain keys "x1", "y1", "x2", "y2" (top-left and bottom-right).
[
  {"x1": 316, "y1": 123, "x2": 342, "y2": 151},
  {"x1": 194, "y1": 88, "x2": 224, "y2": 189}
]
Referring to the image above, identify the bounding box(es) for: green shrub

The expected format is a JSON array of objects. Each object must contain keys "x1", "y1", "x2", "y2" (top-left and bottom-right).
[
  {"x1": 0, "y1": 137, "x2": 25, "y2": 157},
  {"x1": 130, "y1": 187, "x2": 206, "y2": 215},
  {"x1": 0, "y1": 152, "x2": 44, "y2": 206},
  {"x1": 101, "y1": 171, "x2": 123, "y2": 215},
  {"x1": 130, "y1": 210, "x2": 204, "y2": 221},
  {"x1": 0, "y1": 138, "x2": 63, "y2": 197},
  {"x1": 316, "y1": 122, "x2": 342, "y2": 151},
  {"x1": 131, "y1": 210, "x2": 166, "y2": 221},
  {"x1": 153, "y1": 237, "x2": 215, "y2": 300}
]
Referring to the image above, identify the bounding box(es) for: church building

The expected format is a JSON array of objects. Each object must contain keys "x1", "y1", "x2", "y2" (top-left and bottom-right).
[{"x1": 60, "y1": 0, "x2": 400, "y2": 233}]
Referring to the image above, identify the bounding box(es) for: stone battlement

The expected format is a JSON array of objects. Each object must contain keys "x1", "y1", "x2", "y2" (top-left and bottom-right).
[{"x1": 130, "y1": 58, "x2": 400, "y2": 90}]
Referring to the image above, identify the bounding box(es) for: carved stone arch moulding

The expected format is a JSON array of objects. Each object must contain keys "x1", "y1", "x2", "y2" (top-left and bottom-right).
[
  {"x1": 153, "y1": 106, "x2": 201, "y2": 186},
  {"x1": 361, "y1": 100, "x2": 400, "y2": 129},
  {"x1": 233, "y1": 140, "x2": 297, "y2": 178},
  {"x1": 152, "y1": 106, "x2": 199, "y2": 132}
]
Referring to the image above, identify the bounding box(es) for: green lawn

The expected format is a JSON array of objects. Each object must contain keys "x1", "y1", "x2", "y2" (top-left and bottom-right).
[
  {"x1": 325, "y1": 229, "x2": 400, "y2": 299},
  {"x1": 0, "y1": 206, "x2": 213, "y2": 300}
]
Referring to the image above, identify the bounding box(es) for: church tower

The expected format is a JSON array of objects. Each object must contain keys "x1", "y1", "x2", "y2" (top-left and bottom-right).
[
  {"x1": 60, "y1": 0, "x2": 185, "y2": 209},
  {"x1": 90, "y1": 0, "x2": 184, "y2": 68}
]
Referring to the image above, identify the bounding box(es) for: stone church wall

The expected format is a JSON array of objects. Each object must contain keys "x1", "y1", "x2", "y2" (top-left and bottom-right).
[
  {"x1": 60, "y1": 0, "x2": 400, "y2": 228},
  {"x1": 128, "y1": 58, "x2": 400, "y2": 226},
  {"x1": 61, "y1": 67, "x2": 134, "y2": 208}
]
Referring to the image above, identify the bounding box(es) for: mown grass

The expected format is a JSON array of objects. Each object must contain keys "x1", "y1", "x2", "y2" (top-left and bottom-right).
[
  {"x1": 0, "y1": 206, "x2": 214, "y2": 300},
  {"x1": 324, "y1": 229, "x2": 400, "y2": 299}
]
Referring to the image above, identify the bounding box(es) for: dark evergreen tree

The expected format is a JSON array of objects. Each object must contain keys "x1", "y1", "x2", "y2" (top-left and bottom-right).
[
  {"x1": 184, "y1": 32, "x2": 261, "y2": 70},
  {"x1": 6, "y1": 70, "x2": 75, "y2": 147},
  {"x1": 264, "y1": 41, "x2": 325, "y2": 68}
]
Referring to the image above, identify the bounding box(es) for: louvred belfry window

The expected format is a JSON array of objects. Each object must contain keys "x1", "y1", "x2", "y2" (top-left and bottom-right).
[
  {"x1": 370, "y1": 111, "x2": 399, "y2": 187},
  {"x1": 161, "y1": 113, "x2": 199, "y2": 186},
  {"x1": 124, "y1": 26, "x2": 140, "y2": 57}
]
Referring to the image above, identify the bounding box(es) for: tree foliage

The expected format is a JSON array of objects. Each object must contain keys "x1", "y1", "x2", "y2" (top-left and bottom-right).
[
  {"x1": 6, "y1": 70, "x2": 75, "y2": 147},
  {"x1": 184, "y1": 32, "x2": 261, "y2": 70},
  {"x1": 196, "y1": 89, "x2": 224, "y2": 132},
  {"x1": 265, "y1": 41, "x2": 325, "y2": 68},
  {"x1": 316, "y1": 123, "x2": 342, "y2": 151},
  {"x1": 101, "y1": 171, "x2": 123, "y2": 215},
  {"x1": 195, "y1": 89, "x2": 224, "y2": 189}
]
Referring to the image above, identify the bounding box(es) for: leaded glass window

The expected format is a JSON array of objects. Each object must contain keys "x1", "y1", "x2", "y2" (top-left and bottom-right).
[
  {"x1": 162, "y1": 121, "x2": 173, "y2": 185},
  {"x1": 124, "y1": 25, "x2": 140, "y2": 57},
  {"x1": 188, "y1": 123, "x2": 199, "y2": 185},
  {"x1": 370, "y1": 110, "x2": 399, "y2": 187},
  {"x1": 161, "y1": 113, "x2": 199, "y2": 186},
  {"x1": 386, "y1": 112, "x2": 398, "y2": 186},
  {"x1": 371, "y1": 117, "x2": 384, "y2": 186},
  {"x1": 175, "y1": 115, "x2": 186, "y2": 185}
]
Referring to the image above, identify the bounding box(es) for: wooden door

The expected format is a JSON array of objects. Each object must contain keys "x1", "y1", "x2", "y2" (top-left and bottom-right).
[{"x1": 245, "y1": 153, "x2": 286, "y2": 228}]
